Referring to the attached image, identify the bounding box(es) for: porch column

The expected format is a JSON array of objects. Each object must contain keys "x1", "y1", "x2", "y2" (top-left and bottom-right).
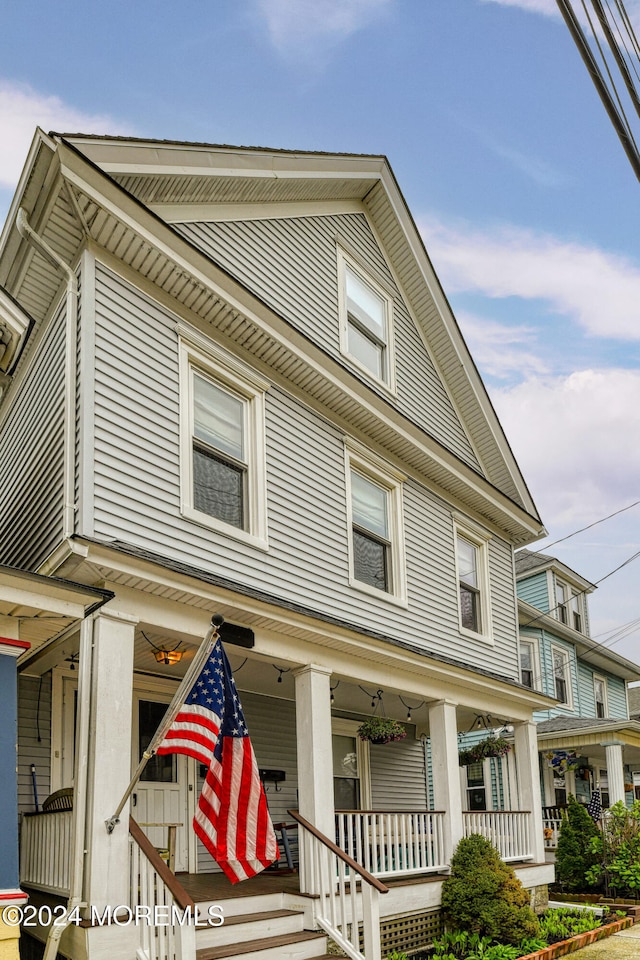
[
  {"x1": 83, "y1": 609, "x2": 137, "y2": 917},
  {"x1": 603, "y1": 741, "x2": 626, "y2": 806},
  {"x1": 514, "y1": 721, "x2": 546, "y2": 863},
  {"x1": 294, "y1": 663, "x2": 334, "y2": 838},
  {"x1": 428, "y1": 700, "x2": 463, "y2": 865}
]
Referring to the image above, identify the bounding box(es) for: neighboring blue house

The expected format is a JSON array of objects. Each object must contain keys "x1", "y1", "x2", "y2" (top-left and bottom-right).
[{"x1": 515, "y1": 549, "x2": 640, "y2": 816}]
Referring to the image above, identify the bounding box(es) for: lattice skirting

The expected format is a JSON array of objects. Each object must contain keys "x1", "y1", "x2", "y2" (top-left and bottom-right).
[{"x1": 379, "y1": 909, "x2": 444, "y2": 956}]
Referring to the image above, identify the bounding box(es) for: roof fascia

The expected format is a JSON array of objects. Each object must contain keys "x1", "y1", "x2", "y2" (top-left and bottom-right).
[
  {"x1": 56, "y1": 141, "x2": 545, "y2": 542},
  {"x1": 0, "y1": 129, "x2": 57, "y2": 266},
  {"x1": 517, "y1": 555, "x2": 596, "y2": 592},
  {"x1": 537, "y1": 719, "x2": 640, "y2": 742},
  {"x1": 0, "y1": 564, "x2": 113, "y2": 617}
]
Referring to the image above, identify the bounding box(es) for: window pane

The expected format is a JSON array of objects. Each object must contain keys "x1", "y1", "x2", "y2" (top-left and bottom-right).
[
  {"x1": 351, "y1": 471, "x2": 388, "y2": 538},
  {"x1": 457, "y1": 537, "x2": 478, "y2": 588},
  {"x1": 460, "y1": 584, "x2": 479, "y2": 632},
  {"x1": 194, "y1": 374, "x2": 244, "y2": 462},
  {"x1": 139, "y1": 701, "x2": 177, "y2": 783},
  {"x1": 346, "y1": 267, "x2": 385, "y2": 337},
  {"x1": 521, "y1": 643, "x2": 534, "y2": 687},
  {"x1": 353, "y1": 529, "x2": 388, "y2": 591},
  {"x1": 332, "y1": 735, "x2": 358, "y2": 778},
  {"x1": 194, "y1": 445, "x2": 244, "y2": 528},
  {"x1": 347, "y1": 321, "x2": 383, "y2": 378}
]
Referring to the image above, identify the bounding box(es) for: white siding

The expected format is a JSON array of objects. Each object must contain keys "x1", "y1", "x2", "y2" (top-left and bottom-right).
[
  {"x1": 18, "y1": 674, "x2": 51, "y2": 815},
  {"x1": 369, "y1": 735, "x2": 428, "y2": 810},
  {"x1": 91, "y1": 265, "x2": 520, "y2": 679},
  {"x1": 176, "y1": 214, "x2": 481, "y2": 471},
  {"x1": 0, "y1": 305, "x2": 66, "y2": 569}
]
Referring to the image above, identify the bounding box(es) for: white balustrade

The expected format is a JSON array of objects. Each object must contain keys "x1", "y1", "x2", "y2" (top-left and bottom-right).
[
  {"x1": 543, "y1": 817, "x2": 564, "y2": 849},
  {"x1": 335, "y1": 810, "x2": 447, "y2": 879},
  {"x1": 463, "y1": 810, "x2": 532, "y2": 862},
  {"x1": 20, "y1": 811, "x2": 72, "y2": 896}
]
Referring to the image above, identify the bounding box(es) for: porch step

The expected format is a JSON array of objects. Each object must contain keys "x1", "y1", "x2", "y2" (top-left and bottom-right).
[
  {"x1": 195, "y1": 929, "x2": 327, "y2": 960},
  {"x1": 196, "y1": 892, "x2": 285, "y2": 918},
  {"x1": 196, "y1": 908, "x2": 304, "y2": 949}
]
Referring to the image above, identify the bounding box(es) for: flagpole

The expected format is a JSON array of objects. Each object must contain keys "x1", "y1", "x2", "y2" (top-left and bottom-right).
[{"x1": 105, "y1": 614, "x2": 224, "y2": 834}]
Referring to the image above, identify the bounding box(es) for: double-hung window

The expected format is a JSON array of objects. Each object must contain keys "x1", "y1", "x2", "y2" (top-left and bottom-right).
[
  {"x1": 346, "y1": 442, "x2": 406, "y2": 603},
  {"x1": 520, "y1": 639, "x2": 536, "y2": 689},
  {"x1": 556, "y1": 578, "x2": 584, "y2": 632},
  {"x1": 569, "y1": 591, "x2": 583, "y2": 632},
  {"x1": 338, "y1": 250, "x2": 395, "y2": 391},
  {"x1": 556, "y1": 580, "x2": 568, "y2": 625},
  {"x1": 454, "y1": 520, "x2": 492, "y2": 641},
  {"x1": 179, "y1": 327, "x2": 268, "y2": 549},
  {"x1": 594, "y1": 676, "x2": 608, "y2": 718},
  {"x1": 552, "y1": 647, "x2": 571, "y2": 706}
]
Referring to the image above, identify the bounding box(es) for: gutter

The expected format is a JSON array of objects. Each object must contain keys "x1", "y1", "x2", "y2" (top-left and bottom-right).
[{"x1": 16, "y1": 208, "x2": 77, "y2": 540}]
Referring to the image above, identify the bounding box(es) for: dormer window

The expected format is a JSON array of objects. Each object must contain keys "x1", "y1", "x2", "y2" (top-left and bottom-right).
[
  {"x1": 555, "y1": 578, "x2": 584, "y2": 633},
  {"x1": 338, "y1": 250, "x2": 395, "y2": 391},
  {"x1": 556, "y1": 581, "x2": 568, "y2": 624}
]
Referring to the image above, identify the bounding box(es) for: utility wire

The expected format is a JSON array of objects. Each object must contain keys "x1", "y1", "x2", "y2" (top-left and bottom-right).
[{"x1": 530, "y1": 498, "x2": 640, "y2": 552}]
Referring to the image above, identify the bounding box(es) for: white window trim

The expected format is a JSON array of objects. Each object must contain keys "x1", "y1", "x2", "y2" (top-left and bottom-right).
[
  {"x1": 550, "y1": 643, "x2": 574, "y2": 709},
  {"x1": 453, "y1": 519, "x2": 493, "y2": 644},
  {"x1": 178, "y1": 327, "x2": 269, "y2": 550},
  {"x1": 593, "y1": 674, "x2": 609, "y2": 719},
  {"x1": 332, "y1": 717, "x2": 372, "y2": 809},
  {"x1": 337, "y1": 247, "x2": 397, "y2": 394},
  {"x1": 344, "y1": 440, "x2": 407, "y2": 606},
  {"x1": 519, "y1": 634, "x2": 541, "y2": 691}
]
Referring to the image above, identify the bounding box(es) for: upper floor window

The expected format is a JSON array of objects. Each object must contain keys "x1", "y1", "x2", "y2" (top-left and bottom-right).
[
  {"x1": 594, "y1": 676, "x2": 608, "y2": 718},
  {"x1": 520, "y1": 639, "x2": 536, "y2": 688},
  {"x1": 345, "y1": 442, "x2": 406, "y2": 603},
  {"x1": 454, "y1": 520, "x2": 492, "y2": 642},
  {"x1": 179, "y1": 327, "x2": 269, "y2": 549},
  {"x1": 556, "y1": 580, "x2": 568, "y2": 625},
  {"x1": 552, "y1": 646, "x2": 571, "y2": 706},
  {"x1": 338, "y1": 250, "x2": 395, "y2": 391},
  {"x1": 556, "y1": 578, "x2": 584, "y2": 632}
]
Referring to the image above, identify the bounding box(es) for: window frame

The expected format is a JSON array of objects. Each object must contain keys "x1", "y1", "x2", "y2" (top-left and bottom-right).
[
  {"x1": 337, "y1": 248, "x2": 396, "y2": 393},
  {"x1": 345, "y1": 441, "x2": 407, "y2": 605},
  {"x1": 179, "y1": 327, "x2": 269, "y2": 550},
  {"x1": 555, "y1": 577, "x2": 584, "y2": 633},
  {"x1": 593, "y1": 675, "x2": 608, "y2": 719},
  {"x1": 550, "y1": 644, "x2": 573, "y2": 708},
  {"x1": 453, "y1": 518, "x2": 493, "y2": 644},
  {"x1": 519, "y1": 635, "x2": 540, "y2": 690}
]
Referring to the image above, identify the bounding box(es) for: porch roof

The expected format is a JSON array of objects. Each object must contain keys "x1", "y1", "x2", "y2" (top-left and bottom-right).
[{"x1": 536, "y1": 715, "x2": 640, "y2": 751}]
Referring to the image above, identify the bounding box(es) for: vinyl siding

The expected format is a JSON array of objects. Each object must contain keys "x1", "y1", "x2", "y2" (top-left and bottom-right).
[
  {"x1": 525, "y1": 628, "x2": 580, "y2": 721},
  {"x1": 369, "y1": 735, "x2": 427, "y2": 810},
  {"x1": 577, "y1": 661, "x2": 628, "y2": 720},
  {"x1": 92, "y1": 265, "x2": 520, "y2": 679},
  {"x1": 0, "y1": 305, "x2": 66, "y2": 569},
  {"x1": 517, "y1": 573, "x2": 550, "y2": 612},
  {"x1": 176, "y1": 214, "x2": 481, "y2": 472},
  {"x1": 18, "y1": 674, "x2": 51, "y2": 815}
]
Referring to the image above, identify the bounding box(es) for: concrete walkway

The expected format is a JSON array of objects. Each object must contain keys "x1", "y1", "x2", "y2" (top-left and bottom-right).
[{"x1": 572, "y1": 921, "x2": 640, "y2": 957}]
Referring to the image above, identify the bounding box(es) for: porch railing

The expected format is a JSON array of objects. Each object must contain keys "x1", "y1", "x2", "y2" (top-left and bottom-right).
[
  {"x1": 20, "y1": 810, "x2": 72, "y2": 896},
  {"x1": 335, "y1": 810, "x2": 447, "y2": 879},
  {"x1": 463, "y1": 810, "x2": 532, "y2": 862},
  {"x1": 129, "y1": 816, "x2": 196, "y2": 960},
  {"x1": 290, "y1": 809, "x2": 388, "y2": 960},
  {"x1": 543, "y1": 817, "x2": 564, "y2": 849}
]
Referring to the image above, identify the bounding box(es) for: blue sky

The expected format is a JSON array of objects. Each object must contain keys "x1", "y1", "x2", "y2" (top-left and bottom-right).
[{"x1": 1, "y1": 0, "x2": 639, "y2": 663}]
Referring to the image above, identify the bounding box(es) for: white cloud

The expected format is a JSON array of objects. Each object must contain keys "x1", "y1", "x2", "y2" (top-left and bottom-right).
[
  {"x1": 0, "y1": 80, "x2": 132, "y2": 190},
  {"x1": 456, "y1": 310, "x2": 548, "y2": 380},
  {"x1": 256, "y1": 0, "x2": 393, "y2": 57},
  {"x1": 421, "y1": 217, "x2": 640, "y2": 341},
  {"x1": 480, "y1": 0, "x2": 558, "y2": 14},
  {"x1": 493, "y1": 368, "x2": 640, "y2": 527}
]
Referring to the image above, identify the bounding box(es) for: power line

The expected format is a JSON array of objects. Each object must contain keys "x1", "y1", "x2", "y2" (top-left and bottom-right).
[{"x1": 533, "y1": 498, "x2": 640, "y2": 552}]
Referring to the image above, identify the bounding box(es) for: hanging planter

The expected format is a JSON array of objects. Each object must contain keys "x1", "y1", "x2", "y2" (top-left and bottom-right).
[
  {"x1": 458, "y1": 735, "x2": 512, "y2": 766},
  {"x1": 357, "y1": 716, "x2": 407, "y2": 745}
]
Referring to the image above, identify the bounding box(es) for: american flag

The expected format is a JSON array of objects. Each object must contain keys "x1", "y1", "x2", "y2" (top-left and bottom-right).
[
  {"x1": 156, "y1": 638, "x2": 278, "y2": 882},
  {"x1": 587, "y1": 789, "x2": 602, "y2": 822}
]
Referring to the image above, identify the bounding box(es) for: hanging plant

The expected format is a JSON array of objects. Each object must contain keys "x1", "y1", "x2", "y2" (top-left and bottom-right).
[
  {"x1": 357, "y1": 716, "x2": 407, "y2": 745},
  {"x1": 458, "y1": 735, "x2": 512, "y2": 766}
]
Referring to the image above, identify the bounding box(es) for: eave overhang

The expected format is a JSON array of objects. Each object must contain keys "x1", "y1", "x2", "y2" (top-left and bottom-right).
[{"x1": 537, "y1": 718, "x2": 640, "y2": 751}]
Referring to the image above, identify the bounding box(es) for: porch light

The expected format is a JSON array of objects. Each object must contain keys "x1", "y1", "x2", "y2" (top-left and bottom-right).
[{"x1": 153, "y1": 648, "x2": 183, "y2": 666}]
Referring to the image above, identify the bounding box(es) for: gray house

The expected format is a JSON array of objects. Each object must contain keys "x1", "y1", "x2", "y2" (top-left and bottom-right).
[{"x1": 0, "y1": 132, "x2": 555, "y2": 960}]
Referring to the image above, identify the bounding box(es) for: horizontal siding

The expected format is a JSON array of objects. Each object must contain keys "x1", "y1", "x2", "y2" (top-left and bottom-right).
[
  {"x1": 18, "y1": 674, "x2": 51, "y2": 815},
  {"x1": 577, "y1": 660, "x2": 628, "y2": 720},
  {"x1": 92, "y1": 266, "x2": 520, "y2": 680},
  {"x1": 517, "y1": 572, "x2": 549, "y2": 612},
  {"x1": 0, "y1": 306, "x2": 66, "y2": 569},
  {"x1": 369, "y1": 734, "x2": 427, "y2": 810},
  {"x1": 176, "y1": 214, "x2": 481, "y2": 471}
]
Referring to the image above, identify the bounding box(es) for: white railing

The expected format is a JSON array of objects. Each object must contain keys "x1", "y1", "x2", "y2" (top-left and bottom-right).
[
  {"x1": 129, "y1": 817, "x2": 196, "y2": 960},
  {"x1": 20, "y1": 811, "x2": 72, "y2": 895},
  {"x1": 290, "y1": 809, "x2": 388, "y2": 960},
  {"x1": 463, "y1": 810, "x2": 532, "y2": 862},
  {"x1": 335, "y1": 810, "x2": 447, "y2": 879},
  {"x1": 543, "y1": 817, "x2": 564, "y2": 849}
]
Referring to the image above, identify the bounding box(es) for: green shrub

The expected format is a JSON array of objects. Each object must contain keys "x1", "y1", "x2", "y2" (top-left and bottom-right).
[
  {"x1": 440, "y1": 835, "x2": 540, "y2": 945},
  {"x1": 555, "y1": 795, "x2": 601, "y2": 891},
  {"x1": 386, "y1": 952, "x2": 409, "y2": 960},
  {"x1": 587, "y1": 800, "x2": 640, "y2": 898},
  {"x1": 539, "y1": 906, "x2": 599, "y2": 943}
]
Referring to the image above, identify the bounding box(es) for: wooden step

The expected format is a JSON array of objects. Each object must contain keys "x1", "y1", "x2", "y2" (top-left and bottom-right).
[
  {"x1": 196, "y1": 929, "x2": 327, "y2": 960},
  {"x1": 196, "y1": 908, "x2": 304, "y2": 949}
]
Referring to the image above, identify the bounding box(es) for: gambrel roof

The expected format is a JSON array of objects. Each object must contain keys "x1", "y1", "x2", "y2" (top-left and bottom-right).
[{"x1": 0, "y1": 131, "x2": 545, "y2": 545}]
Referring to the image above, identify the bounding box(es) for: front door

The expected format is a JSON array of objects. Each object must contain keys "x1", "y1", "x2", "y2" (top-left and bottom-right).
[
  {"x1": 132, "y1": 695, "x2": 189, "y2": 872},
  {"x1": 332, "y1": 718, "x2": 371, "y2": 810}
]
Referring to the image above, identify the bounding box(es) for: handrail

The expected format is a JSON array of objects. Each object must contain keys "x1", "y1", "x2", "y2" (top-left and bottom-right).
[
  {"x1": 129, "y1": 816, "x2": 195, "y2": 911},
  {"x1": 462, "y1": 809, "x2": 531, "y2": 815},
  {"x1": 288, "y1": 810, "x2": 389, "y2": 894},
  {"x1": 336, "y1": 808, "x2": 446, "y2": 815}
]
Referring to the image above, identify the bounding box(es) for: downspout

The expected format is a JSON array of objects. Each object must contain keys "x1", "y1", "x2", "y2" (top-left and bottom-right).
[{"x1": 16, "y1": 208, "x2": 77, "y2": 539}]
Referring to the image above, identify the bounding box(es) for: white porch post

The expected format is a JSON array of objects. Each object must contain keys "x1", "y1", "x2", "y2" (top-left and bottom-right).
[
  {"x1": 83, "y1": 609, "x2": 137, "y2": 919},
  {"x1": 428, "y1": 700, "x2": 463, "y2": 865},
  {"x1": 294, "y1": 663, "x2": 334, "y2": 838},
  {"x1": 603, "y1": 741, "x2": 626, "y2": 806},
  {"x1": 514, "y1": 721, "x2": 545, "y2": 863}
]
